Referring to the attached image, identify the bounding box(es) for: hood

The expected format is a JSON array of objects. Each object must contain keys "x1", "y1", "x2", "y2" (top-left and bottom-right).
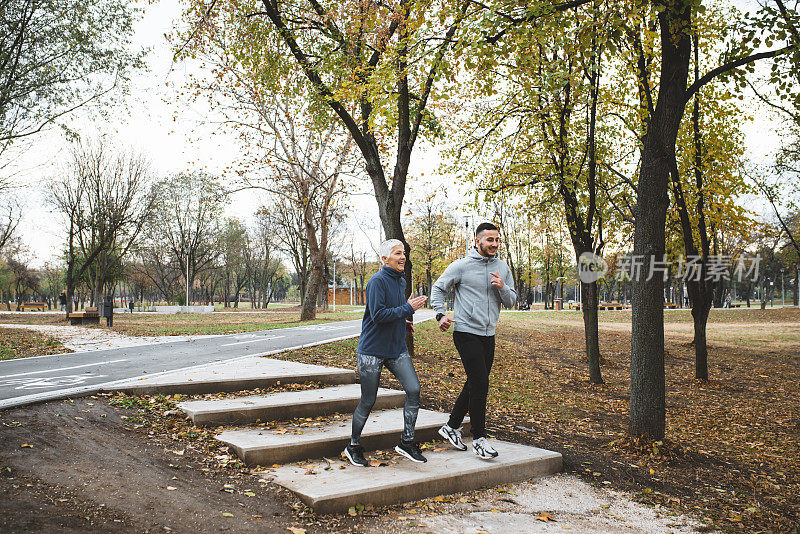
[{"x1": 466, "y1": 247, "x2": 498, "y2": 262}]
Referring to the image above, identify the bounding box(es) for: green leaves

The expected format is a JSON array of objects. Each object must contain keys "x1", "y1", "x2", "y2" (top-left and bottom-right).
[{"x1": 0, "y1": 0, "x2": 144, "y2": 145}]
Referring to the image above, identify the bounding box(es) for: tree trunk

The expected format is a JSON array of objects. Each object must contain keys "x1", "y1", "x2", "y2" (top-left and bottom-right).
[
  {"x1": 691, "y1": 299, "x2": 711, "y2": 380},
  {"x1": 582, "y1": 280, "x2": 603, "y2": 384},
  {"x1": 301, "y1": 253, "x2": 326, "y2": 321},
  {"x1": 65, "y1": 219, "x2": 76, "y2": 321},
  {"x1": 629, "y1": 5, "x2": 691, "y2": 441}
]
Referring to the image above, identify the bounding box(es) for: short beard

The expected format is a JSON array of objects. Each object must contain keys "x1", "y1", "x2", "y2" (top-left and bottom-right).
[{"x1": 477, "y1": 242, "x2": 495, "y2": 257}]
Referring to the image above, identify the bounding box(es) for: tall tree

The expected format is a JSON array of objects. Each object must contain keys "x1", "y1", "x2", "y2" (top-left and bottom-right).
[
  {"x1": 177, "y1": 9, "x2": 355, "y2": 320},
  {"x1": 468, "y1": 0, "x2": 799, "y2": 439},
  {"x1": 50, "y1": 139, "x2": 156, "y2": 317},
  {"x1": 148, "y1": 172, "x2": 226, "y2": 306},
  {"x1": 405, "y1": 191, "x2": 460, "y2": 298},
  {"x1": 0, "y1": 0, "x2": 142, "y2": 154},
  {"x1": 179, "y1": 0, "x2": 471, "y2": 329},
  {"x1": 452, "y1": 5, "x2": 628, "y2": 384}
]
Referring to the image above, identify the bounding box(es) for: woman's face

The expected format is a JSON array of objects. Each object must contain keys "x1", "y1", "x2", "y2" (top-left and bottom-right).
[{"x1": 383, "y1": 245, "x2": 406, "y2": 273}]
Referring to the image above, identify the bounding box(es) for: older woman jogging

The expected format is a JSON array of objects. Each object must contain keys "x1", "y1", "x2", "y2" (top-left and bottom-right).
[{"x1": 343, "y1": 239, "x2": 428, "y2": 467}]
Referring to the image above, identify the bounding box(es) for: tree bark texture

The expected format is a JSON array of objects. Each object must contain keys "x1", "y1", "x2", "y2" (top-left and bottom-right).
[
  {"x1": 630, "y1": 5, "x2": 691, "y2": 440},
  {"x1": 581, "y1": 280, "x2": 603, "y2": 384}
]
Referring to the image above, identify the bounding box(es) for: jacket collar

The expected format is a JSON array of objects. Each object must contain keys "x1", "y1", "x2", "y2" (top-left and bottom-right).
[{"x1": 381, "y1": 265, "x2": 404, "y2": 278}]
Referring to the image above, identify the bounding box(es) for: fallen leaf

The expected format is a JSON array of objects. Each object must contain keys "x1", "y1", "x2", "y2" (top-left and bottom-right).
[
  {"x1": 166, "y1": 486, "x2": 177, "y2": 491},
  {"x1": 286, "y1": 528, "x2": 306, "y2": 534},
  {"x1": 244, "y1": 491, "x2": 255, "y2": 497},
  {"x1": 221, "y1": 512, "x2": 234, "y2": 517},
  {"x1": 534, "y1": 512, "x2": 556, "y2": 522},
  {"x1": 348, "y1": 506, "x2": 357, "y2": 516},
  {"x1": 20, "y1": 444, "x2": 32, "y2": 448}
]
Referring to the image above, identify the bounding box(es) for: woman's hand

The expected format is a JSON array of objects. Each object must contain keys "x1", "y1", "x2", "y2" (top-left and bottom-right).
[{"x1": 407, "y1": 294, "x2": 428, "y2": 311}]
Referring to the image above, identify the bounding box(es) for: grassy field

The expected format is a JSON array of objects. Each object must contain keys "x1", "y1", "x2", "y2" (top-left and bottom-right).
[
  {"x1": 502, "y1": 307, "x2": 800, "y2": 350},
  {"x1": 267, "y1": 308, "x2": 799, "y2": 532},
  {"x1": 0, "y1": 309, "x2": 361, "y2": 336},
  {"x1": 0, "y1": 327, "x2": 72, "y2": 360}
]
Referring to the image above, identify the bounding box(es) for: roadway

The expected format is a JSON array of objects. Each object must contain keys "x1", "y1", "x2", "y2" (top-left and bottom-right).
[{"x1": 0, "y1": 313, "x2": 432, "y2": 409}]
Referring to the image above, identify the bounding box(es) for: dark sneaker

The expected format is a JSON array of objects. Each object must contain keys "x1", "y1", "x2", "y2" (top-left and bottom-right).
[
  {"x1": 472, "y1": 437, "x2": 498, "y2": 459},
  {"x1": 395, "y1": 440, "x2": 427, "y2": 463},
  {"x1": 438, "y1": 424, "x2": 467, "y2": 451},
  {"x1": 343, "y1": 444, "x2": 369, "y2": 467}
]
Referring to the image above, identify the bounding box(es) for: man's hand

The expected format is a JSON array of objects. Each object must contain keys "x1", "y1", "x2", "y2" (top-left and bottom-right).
[
  {"x1": 407, "y1": 294, "x2": 428, "y2": 311},
  {"x1": 438, "y1": 315, "x2": 453, "y2": 332},
  {"x1": 406, "y1": 319, "x2": 415, "y2": 333},
  {"x1": 490, "y1": 271, "x2": 504, "y2": 289}
]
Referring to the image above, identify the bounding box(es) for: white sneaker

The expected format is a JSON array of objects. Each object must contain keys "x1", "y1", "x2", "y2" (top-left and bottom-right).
[
  {"x1": 438, "y1": 424, "x2": 467, "y2": 451},
  {"x1": 472, "y1": 437, "x2": 498, "y2": 459}
]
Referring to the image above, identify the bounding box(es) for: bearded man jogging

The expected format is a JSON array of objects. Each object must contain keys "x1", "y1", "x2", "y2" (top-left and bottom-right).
[
  {"x1": 430, "y1": 222, "x2": 516, "y2": 459},
  {"x1": 343, "y1": 239, "x2": 429, "y2": 467}
]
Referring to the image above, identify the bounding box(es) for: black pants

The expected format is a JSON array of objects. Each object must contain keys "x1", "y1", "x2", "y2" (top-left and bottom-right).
[{"x1": 448, "y1": 331, "x2": 495, "y2": 439}]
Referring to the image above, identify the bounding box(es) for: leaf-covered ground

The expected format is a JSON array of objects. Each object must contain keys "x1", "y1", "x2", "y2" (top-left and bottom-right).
[
  {"x1": 269, "y1": 314, "x2": 799, "y2": 533},
  {"x1": 0, "y1": 327, "x2": 73, "y2": 360}
]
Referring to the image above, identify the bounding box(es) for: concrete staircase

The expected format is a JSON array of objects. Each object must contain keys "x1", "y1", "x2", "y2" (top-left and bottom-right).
[
  {"x1": 111, "y1": 357, "x2": 355, "y2": 396},
  {"x1": 179, "y1": 384, "x2": 403, "y2": 426},
  {"x1": 166, "y1": 357, "x2": 562, "y2": 513},
  {"x1": 215, "y1": 408, "x2": 457, "y2": 465}
]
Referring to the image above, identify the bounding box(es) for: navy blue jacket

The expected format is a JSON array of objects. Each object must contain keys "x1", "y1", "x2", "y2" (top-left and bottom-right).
[{"x1": 357, "y1": 266, "x2": 414, "y2": 358}]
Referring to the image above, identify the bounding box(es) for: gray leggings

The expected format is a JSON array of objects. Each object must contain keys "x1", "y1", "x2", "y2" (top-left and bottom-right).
[{"x1": 351, "y1": 352, "x2": 420, "y2": 445}]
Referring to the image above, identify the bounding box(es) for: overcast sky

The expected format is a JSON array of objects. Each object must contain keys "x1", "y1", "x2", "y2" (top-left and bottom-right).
[{"x1": 10, "y1": 0, "x2": 785, "y2": 268}]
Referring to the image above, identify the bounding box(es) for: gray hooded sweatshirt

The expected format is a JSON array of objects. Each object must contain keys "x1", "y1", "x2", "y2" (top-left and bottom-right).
[{"x1": 430, "y1": 247, "x2": 517, "y2": 336}]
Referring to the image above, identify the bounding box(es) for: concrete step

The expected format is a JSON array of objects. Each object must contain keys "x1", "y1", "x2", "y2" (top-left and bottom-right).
[
  {"x1": 178, "y1": 384, "x2": 405, "y2": 426},
  {"x1": 108, "y1": 357, "x2": 355, "y2": 396},
  {"x1": 264, "y1": 440, "x2": 562, "y2": 513},
  {"x1": 217, "y1": 408, "x2": 470, "y2": 465}
]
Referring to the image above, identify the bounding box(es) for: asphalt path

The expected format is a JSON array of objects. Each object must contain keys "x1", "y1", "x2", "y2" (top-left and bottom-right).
[{"x1": 0, "y1": 312, "x2": 433, "y2": 410}]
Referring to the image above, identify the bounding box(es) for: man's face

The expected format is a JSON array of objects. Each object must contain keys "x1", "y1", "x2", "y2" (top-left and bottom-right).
[
  {"x1": 383, "y1": 245, "x2": 406, "y2": 272},
  {"x1": 475, "y1": 229, "x2": 500, "y2": 257}
]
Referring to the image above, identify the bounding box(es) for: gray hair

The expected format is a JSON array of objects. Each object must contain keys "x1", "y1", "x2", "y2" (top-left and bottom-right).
[{"x1": 379, "y1": 239, "x2": 404, "y2": 264}]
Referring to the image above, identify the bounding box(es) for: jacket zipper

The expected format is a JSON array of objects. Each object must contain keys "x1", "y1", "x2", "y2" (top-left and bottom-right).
[{"x1": 485, "y1": 259, "x2": 490, "y2": 336}]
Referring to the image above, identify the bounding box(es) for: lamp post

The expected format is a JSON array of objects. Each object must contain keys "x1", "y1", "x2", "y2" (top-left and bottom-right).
[
  {"x1": 185, "y1": 254, "x2": 190, "y2": 309},
  {"x1": 781, "y1": 268, "x2": 785, "y2": 307},
  {"x1": 332, "y1": 254, "x2": 336, "y2": 312}
]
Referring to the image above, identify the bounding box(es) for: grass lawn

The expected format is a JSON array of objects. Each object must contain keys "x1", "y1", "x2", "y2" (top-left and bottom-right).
[
  {"x1": 0, "y1": 327, "x2": 73, "y2": 360},
  {"x1": 268, "y1": 309, "x2": 799, "y2": 532},
  {"x1": 0, "y1": 309, "x2": 360, "y2": 336}
]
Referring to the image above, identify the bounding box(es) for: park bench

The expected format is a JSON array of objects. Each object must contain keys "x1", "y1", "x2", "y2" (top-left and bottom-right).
[
  {"x1": 68, "y1": 306, "x2": 100, "y2": 325},
  {"x1": 21, "y1": 302, "x2": 47, "y2": 311},
  {"x1": 598, "y1": 302, "x2": 624, "y2": 310}
]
